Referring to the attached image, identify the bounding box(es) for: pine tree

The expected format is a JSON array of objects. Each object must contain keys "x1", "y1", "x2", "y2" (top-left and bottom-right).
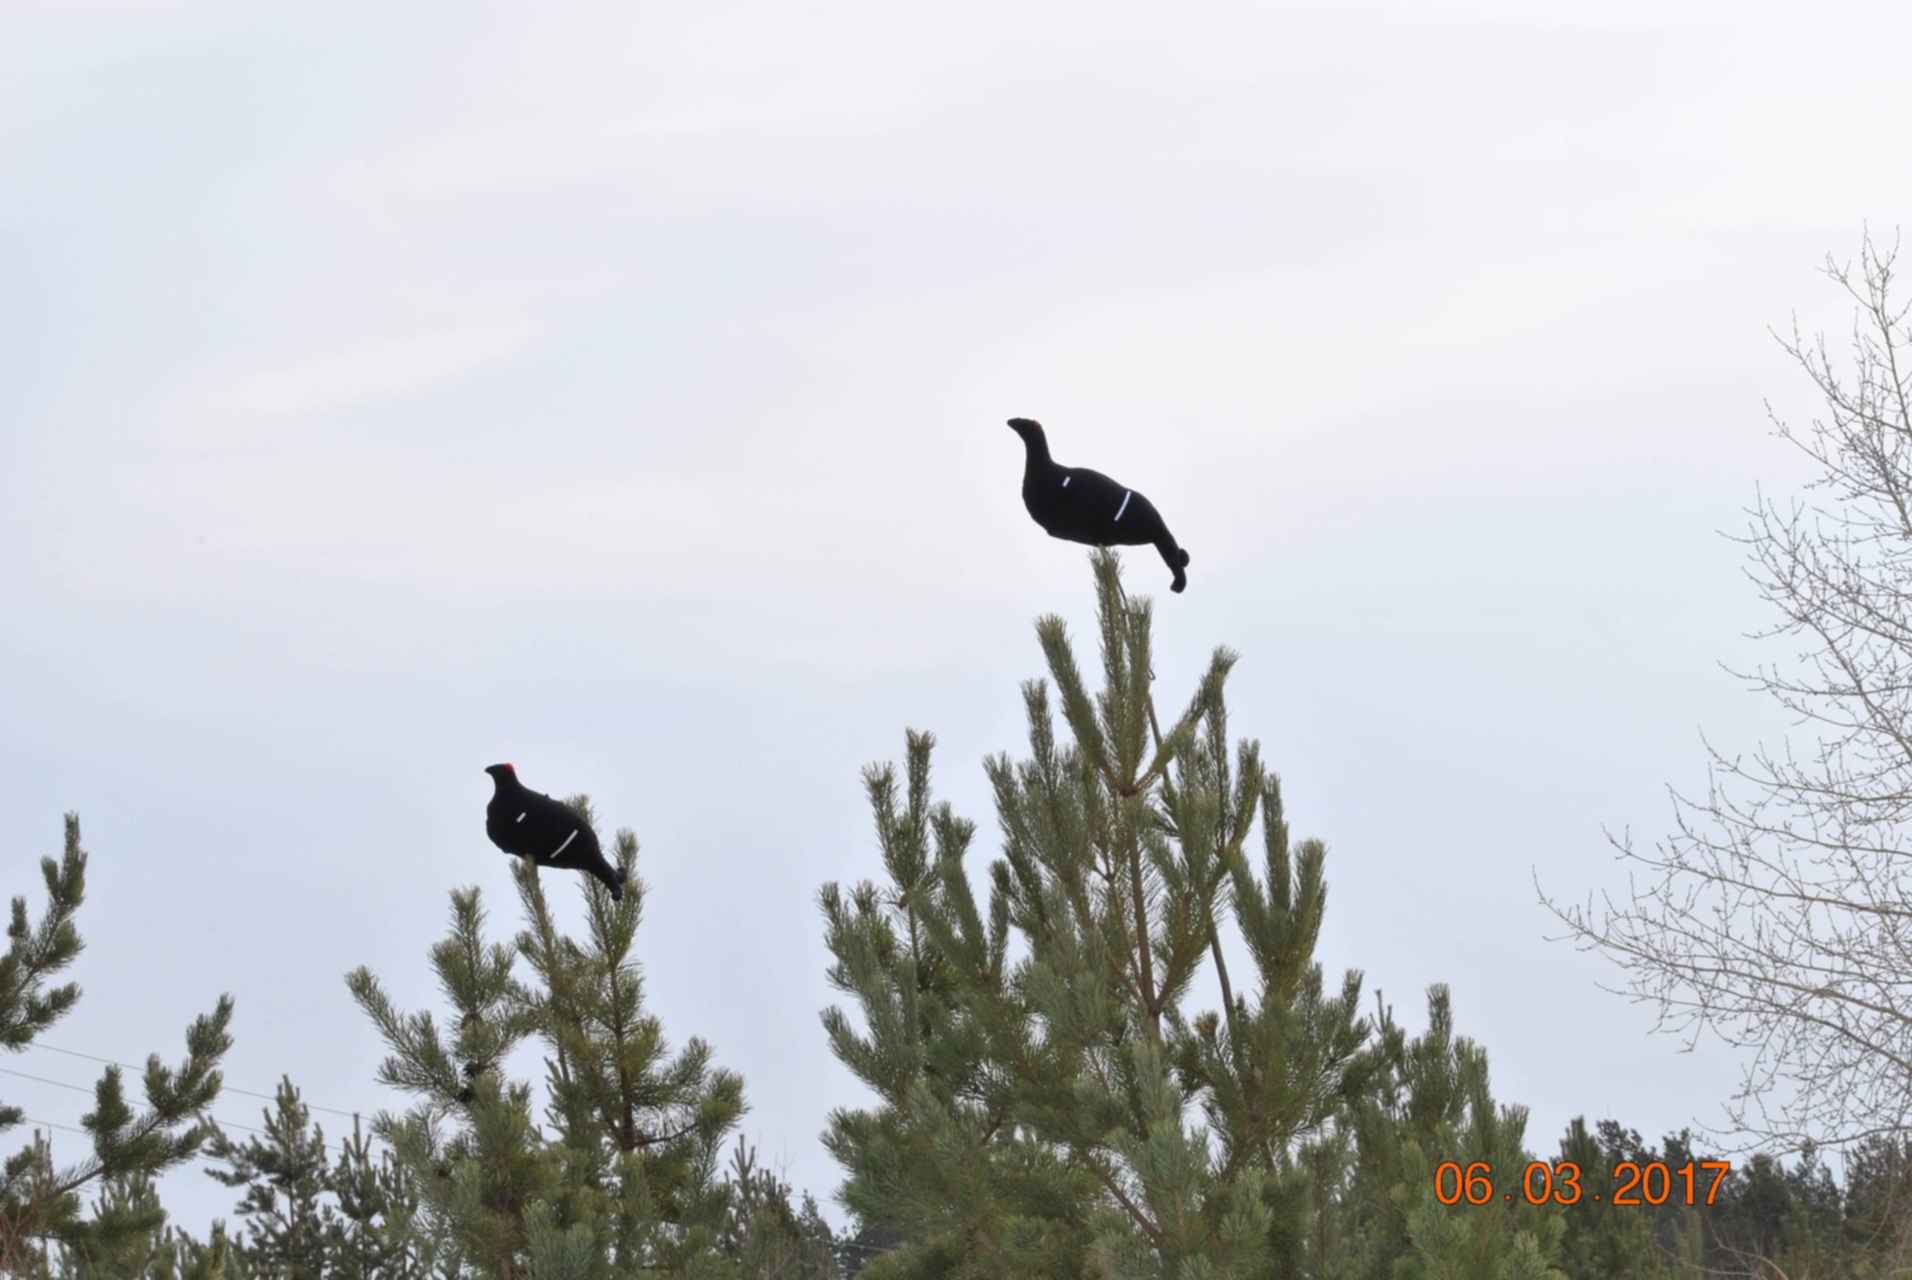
[
  {"x1": 325, "y1": 1114, "x2": 435, "y2": 1279},
  {"x1": 1551, "y1": 1119, "x2": 1671, "y2": 1280},
  {"x1": 512, "y1": 808, "x2": 745, "y2": 1273},
  {"x1": 834, "y1": 1221, "x2": 904, "y2": 1279},
  {"x1": 714, "y1": 1137, "x2": 840, "y2": 1278},
  {"x1": 159, "y1": 1220, "x2": 254, "y2": 1280},
  {"x1": 1691, "y1": 1146, "x2": 1856, "y2": 1275},
  {"x1": 189, "y1": 1085, "x2": 437, "y2": 1279},
  {"x1": 54, "y1": 1198, "x2": 261, "y2": 1280},
  {"x1": 1840, "y1": 1133, "x2": 1912, "y2": 1267},
  {"x1": 1, "y1": 815, "x2": 236, "y2": 1272},
  {"x1": 819, "y1": 550, "x2": 1376, "y2": 1277},
  {"x1": 1332, "y1": 986, "x2": 1566, "y2": 1280},
  {"x1": 346, "y1": 803, "x2": 745, "y2": 1278},
  {"x1": 204, "y1": 1077, "x2": 332, "y2": 1277},
  {"x1": 54, "y1": 1174, "x2": 169, "y2": 1279},
  {"x1": 1549, "y1": 1119, "x2": 1712, "y2": 1280}
]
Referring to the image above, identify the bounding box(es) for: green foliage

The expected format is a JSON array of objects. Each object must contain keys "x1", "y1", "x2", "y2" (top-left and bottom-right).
[
  {"x1": 1314, "y1": 987, "x2": 1565, "y2": 1280},
  {"x1": 1839, "y1": 1133, "x2": 1912, "y2": 1266},
  {"x1": 53, "y1": 1173, "x2": 171, "y2": 1279},
  {"x1": 820, "y1": 550, "x2": 1376, "y2": 1278},
  {"x1": 159, "y1": 1220, "x2": 255, "y2": 1280},
  {"x1": 195, "y1": 1076, "x2": 439, "y2": 1279},
  {"x1": 1547, "y1": 1119, "x2": 1731, "y2": 1279},
  {"x1": 713, "y1": 1138, "x2": 840, "y2": 1278},
  {"x1": 325, "y1": 1114, "x2": 437, "y2": 1279},
  {"x1": 205, "y1": 1078, "x2": 331, "y2": 1277},
  {"x1": 0, "y1": 815, "x2": 236, "y2": 1273},
  {"x1": 834, "y1": 1221, "x2": 905, "y2": 1278},
  {"x1": 512, "y1": 815, "x2": 746, "y2": 1272},
  {"x1": 348, "y1": 882, "x2": 553, "y2": 1277},
  {"x1": 347, "y1": 805, "x2": 748, "y2": 1277},
  {"x1": 0, "y1": 818, "x2": 87, "y2": 1091}
]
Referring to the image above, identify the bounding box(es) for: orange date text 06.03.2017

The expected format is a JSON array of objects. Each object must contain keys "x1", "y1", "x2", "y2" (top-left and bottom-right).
[{"x1": 1433, "y1": 1161, "x2": 1733, "y2": 1208}]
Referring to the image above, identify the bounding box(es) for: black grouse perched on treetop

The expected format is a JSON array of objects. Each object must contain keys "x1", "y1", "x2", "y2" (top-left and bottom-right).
[
  {"x1": 483, "y1": 763, "x2": 627, "y2": 901},
  {"x1": 1007, "y1": 417, "x2": 1191, "y2": 593}
]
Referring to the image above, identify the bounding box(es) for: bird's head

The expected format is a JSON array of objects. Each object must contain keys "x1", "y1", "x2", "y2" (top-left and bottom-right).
[
  {"x1": 484, "y1": 763, "x2": 518, "y2": 786},
  {"x1": 1007, "y1": 417, "x2": 1050, "y2": 462}
]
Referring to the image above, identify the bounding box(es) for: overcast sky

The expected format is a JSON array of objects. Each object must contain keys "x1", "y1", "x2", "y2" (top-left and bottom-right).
[{"x1": 6, "y1": 0, "x2": 1911, "y2": 1241}]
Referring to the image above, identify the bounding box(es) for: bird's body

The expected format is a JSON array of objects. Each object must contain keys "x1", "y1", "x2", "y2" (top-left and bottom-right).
[
  {"x1": 1008, "y1": 418, "x2": 1190, "y2": 592},
  {"x1": 483, "y1": 763, "x2": 627, "y2": 901}
]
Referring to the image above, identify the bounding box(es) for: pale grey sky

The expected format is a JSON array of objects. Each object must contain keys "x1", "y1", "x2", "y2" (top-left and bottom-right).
[{"x1": 6, "y1": 0, "x2": 1909, "y2": 1239}]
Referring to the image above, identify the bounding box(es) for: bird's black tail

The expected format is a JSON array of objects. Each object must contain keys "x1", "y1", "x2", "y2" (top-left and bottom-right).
[{"x1": 613, "y1": 865, "x2": 629, "y2": 902}]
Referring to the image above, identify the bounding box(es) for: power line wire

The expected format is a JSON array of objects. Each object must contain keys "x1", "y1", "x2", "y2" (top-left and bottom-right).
[
  {"x1": 13, "y1": 1109, "x2": 893, "y2": 1259},
  {"x1": 2, "y1": 1066, "x2": 320, "y2": 1149},
  {"x1": 4, "y1": 1060, "x2": 391, "y2": 1161},
  {"x1": 15, "y1": 1050, "x2": 885, "y2": 1255},
  {"x1": 25, "y1": 1042, "x2": 372, "y2": 1121},
  {"x1": 15, "y1": 1114, "x2": 251, "y2": 1178}
]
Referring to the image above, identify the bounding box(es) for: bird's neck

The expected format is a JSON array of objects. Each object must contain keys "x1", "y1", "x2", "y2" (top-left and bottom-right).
[{"x1": 1020, "y1": 434, "x2": 1054, "y2": 476}]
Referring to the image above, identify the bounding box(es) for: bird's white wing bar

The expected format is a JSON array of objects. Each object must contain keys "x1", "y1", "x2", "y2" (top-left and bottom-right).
[
  {"x1": 551, "y1": 829, "x2": 579, "y2": 856},
  {"x1": 1113, "y1": 490, "x2": 1132, "y2": 521},
  {"x1": 1061, "y1": 475, "x2": 1071, "y2": 487},
  {"x1": 516, "y1": 812, "x2": 527, "y2": 822}
]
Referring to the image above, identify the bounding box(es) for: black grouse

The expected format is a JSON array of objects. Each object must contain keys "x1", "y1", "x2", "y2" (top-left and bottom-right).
[
  {"x1": 483, "y1": 763, "x2": 628, "y2": 901},
  {"x1": 1007, "y1": 417, "x2": 1191, "y2": 592}
]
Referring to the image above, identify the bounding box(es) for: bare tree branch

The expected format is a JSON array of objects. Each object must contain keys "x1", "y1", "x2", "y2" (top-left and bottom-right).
[{"x1": 1541, "y1": 231, "x2": 1912, "y2": 1157}]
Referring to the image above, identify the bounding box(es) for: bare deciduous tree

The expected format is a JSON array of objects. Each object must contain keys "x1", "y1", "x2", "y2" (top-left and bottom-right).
[{"x1": 1542, "y1": 232, "x2": 1912, "y2": 1156}]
